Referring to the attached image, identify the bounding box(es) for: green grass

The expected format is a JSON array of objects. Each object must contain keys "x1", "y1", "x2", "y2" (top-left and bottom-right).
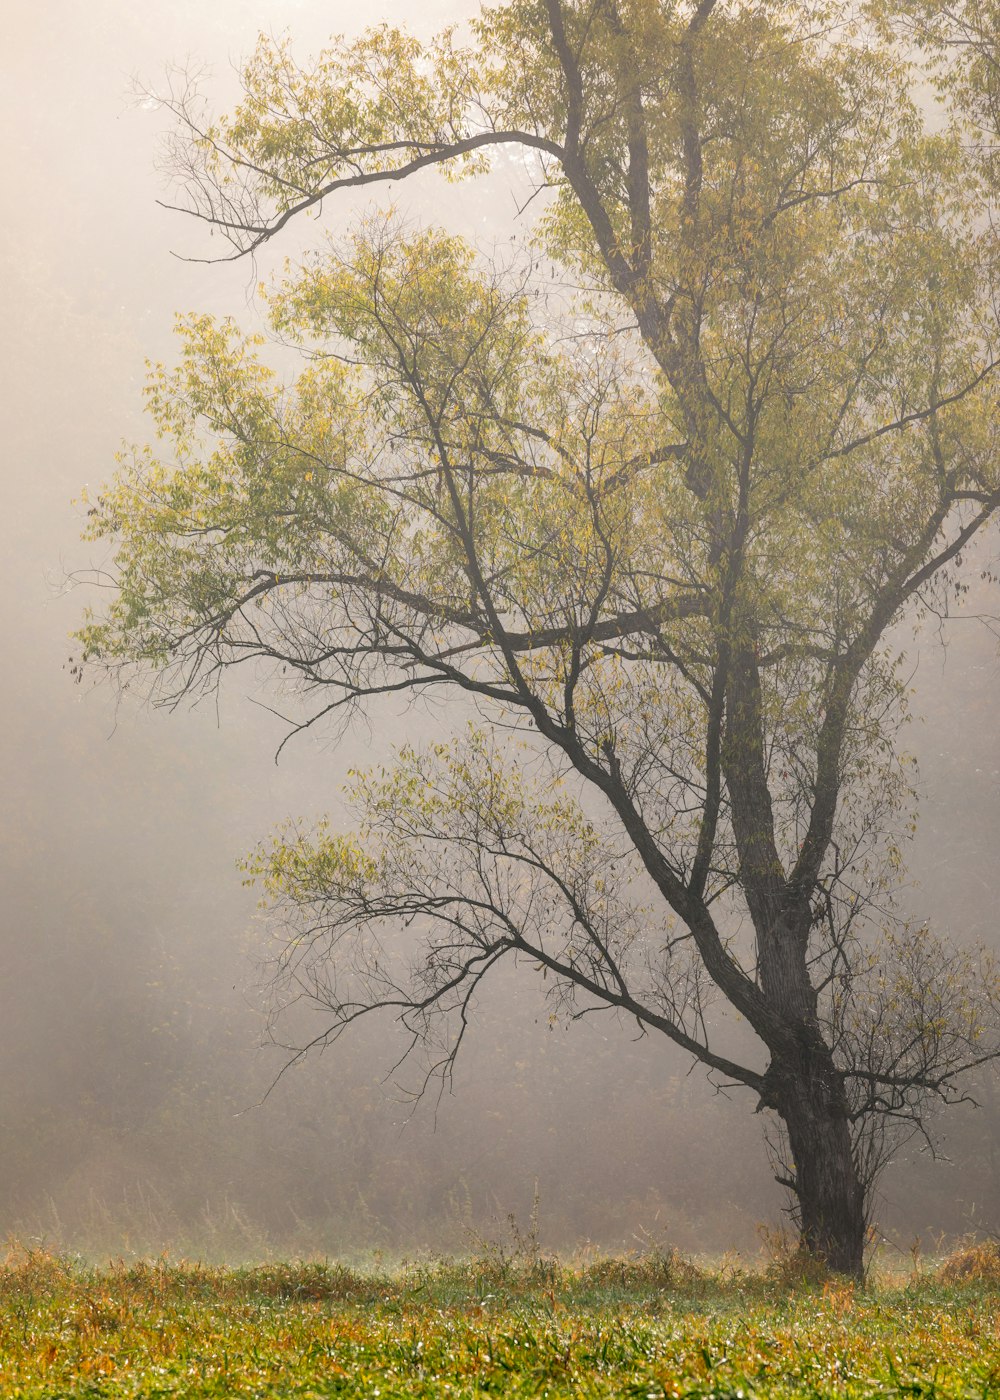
[{"x1": 0, "y1": 1245, "x2": 998, "y2": 1397}]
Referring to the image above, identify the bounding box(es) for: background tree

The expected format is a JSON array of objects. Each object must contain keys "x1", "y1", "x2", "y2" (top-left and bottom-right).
[{"x1": 78, "y1": 0, "x2": 1000, "y2": 1276}]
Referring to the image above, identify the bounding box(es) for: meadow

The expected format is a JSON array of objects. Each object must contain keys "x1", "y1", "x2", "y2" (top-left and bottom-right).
[{"x1": 0, "y1": 1241, "x2": 997, "y2": 1398}]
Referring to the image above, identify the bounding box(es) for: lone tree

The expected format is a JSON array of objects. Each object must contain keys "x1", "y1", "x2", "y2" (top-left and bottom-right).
[{"x1": 78, "y1": 0, "x2": 1000, "y2": 1275}]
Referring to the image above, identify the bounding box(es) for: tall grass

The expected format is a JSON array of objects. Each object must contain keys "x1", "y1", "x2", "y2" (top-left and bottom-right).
[{"x1": 0, "y1": 1240, "x2": 997, "y2": 1397}]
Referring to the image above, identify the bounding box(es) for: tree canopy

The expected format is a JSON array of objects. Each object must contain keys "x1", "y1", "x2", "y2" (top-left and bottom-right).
[{"x1": 78, "y1": 0, "x2": 1000, "y2": 1274}]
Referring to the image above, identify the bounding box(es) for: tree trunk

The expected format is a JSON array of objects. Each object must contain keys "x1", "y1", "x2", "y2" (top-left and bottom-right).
[
  {"x1": 767, "y1": 1038, "x2": 866, "y2": 1277},
  {"x1": 724, "y1": 643, "x2": 868, "y2": 1275}
]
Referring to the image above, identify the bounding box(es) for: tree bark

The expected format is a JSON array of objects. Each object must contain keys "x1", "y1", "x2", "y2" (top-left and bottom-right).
[{"x1": 764, "y1": 1033, "x2": 866, "y2": 1277}]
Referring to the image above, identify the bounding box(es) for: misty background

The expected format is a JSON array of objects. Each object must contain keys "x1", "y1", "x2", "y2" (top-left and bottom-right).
[{"x1": 1, "y1": 0, "x2": 997, "y2": 1262}]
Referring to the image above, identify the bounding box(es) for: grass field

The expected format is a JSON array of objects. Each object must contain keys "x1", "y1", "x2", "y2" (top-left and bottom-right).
[{"x1": 0, "y1": 1243, "x2": 998, "y2": 1397}]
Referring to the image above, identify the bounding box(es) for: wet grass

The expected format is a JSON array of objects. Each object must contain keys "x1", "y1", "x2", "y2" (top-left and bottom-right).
[{"x1": 0, "y1": 1244, "x2": 997, "y2": 1397}]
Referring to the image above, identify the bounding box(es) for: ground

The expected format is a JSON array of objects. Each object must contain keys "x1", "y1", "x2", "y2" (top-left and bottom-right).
[{"x1": 0, "y1": 1244, "x2": 998, "y2": 1397}]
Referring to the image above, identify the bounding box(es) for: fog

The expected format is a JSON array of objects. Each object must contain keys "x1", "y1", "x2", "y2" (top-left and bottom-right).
[{"x1": 1, "y1": 0, "x2": 997, "y2": 1262}]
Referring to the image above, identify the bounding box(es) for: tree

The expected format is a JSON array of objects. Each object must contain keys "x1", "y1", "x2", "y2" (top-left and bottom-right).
[
  {"x1": 76, "y1": 0, "x2": 1000, "y2": 1276},
  {"x1": 875, "y1": 2, "x2": 1000, "y2": 162}
]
